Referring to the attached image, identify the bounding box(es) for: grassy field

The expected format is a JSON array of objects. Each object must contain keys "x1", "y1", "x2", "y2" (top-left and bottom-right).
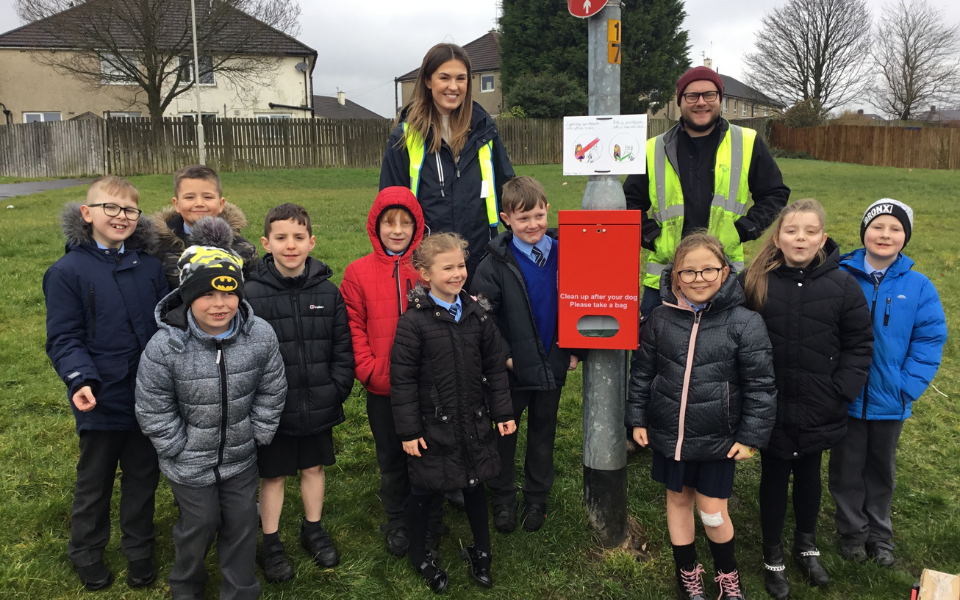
[{"x1": 0, "y1": 161, "x2": 956, "y2": 599}]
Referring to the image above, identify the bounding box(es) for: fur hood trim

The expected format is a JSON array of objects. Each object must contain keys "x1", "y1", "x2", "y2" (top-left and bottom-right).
[
  {"x1": 153, "y1": 202, "x2": 249, "y2": 252},
  {"x1": 60, "y1": 202, "x2": 160, "y2": 254},
  {"x1": 406, "y1": 281, "x2": 493, "y2": 312}
]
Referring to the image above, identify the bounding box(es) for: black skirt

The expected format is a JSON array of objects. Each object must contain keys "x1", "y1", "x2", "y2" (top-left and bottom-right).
[
  {"x1": 652, "y1": 450, "x2": 736, "y2": 499},
  {"x1": 256, "y1": 430, "x2": 336, "y2": 478}
]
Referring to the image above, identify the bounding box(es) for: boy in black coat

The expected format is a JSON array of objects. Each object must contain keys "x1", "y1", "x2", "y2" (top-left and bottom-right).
[
  {"x1": 470, "y1": 176, "x2": 582, "y2": 533},
  {"x1": 244, "y1": 204, "x2": 355, "y2": 582},
  {"x1": 43, "y1": 177, "x2": 167, "y2": 590}
]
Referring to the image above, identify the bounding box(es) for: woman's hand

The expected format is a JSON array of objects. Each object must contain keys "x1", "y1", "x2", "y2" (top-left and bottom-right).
[
  {"x1": 727, "y1": 442, "x2": 756, "y2": 461},
  {"x1": 498, "y1": 420, "x2": 517, "y2": 436},
  {"x1": 402, "y1": 438, "x2": 427, "y2": 457},
  {"x1": 505, "y1": 358, "x2": 514, "y2": 371},
  {"x1": 632, "y1": 427, "x2": 648, "y2": 447}
]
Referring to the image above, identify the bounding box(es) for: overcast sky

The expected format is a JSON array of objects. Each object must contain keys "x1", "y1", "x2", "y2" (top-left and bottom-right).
[{"x1": 2, "y1": 0, "x2": 959, "y2": 117}]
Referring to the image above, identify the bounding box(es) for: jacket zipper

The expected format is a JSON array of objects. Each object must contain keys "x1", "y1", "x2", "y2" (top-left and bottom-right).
[
  {"x1": 393, "y1": 260, "x2": 403, "y2": 315},
  {"x1": 292, "y1": 288, "x2": 309, "y2": 426},
  {"x1": 89, "y1": 285, "x2": 97, "y2": 338},
  {"x1": 214, "y1": 341, "x2": 228, "y2": 484},
  {"x1": 435, "y1": 153, "x2": 445, "y2": 197},
  {"x1": 674, "y1": 311, "x2": 702, "y2": 460},
  {"x1": 883, "y1": 297, "x2": 891, "y2": 326},
  {"x1": 862, "y1": 280, "x2": 881, "y2": 419}
]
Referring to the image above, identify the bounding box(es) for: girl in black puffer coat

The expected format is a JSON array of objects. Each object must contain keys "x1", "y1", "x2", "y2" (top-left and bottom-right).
[
  {"x1": 391, "y1": 233, "x2": 514, "y2": 593},
  {"x1": 627, "y1": 232, "x2": 776, "y2": 600},
  {"x1": 741, "y1": 199, "x2": 873, "y2": 599}
]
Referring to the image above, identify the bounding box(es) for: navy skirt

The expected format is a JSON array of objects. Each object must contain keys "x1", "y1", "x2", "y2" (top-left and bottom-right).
[{"x1": 652, "y1": 450, "x2": 736, "y2": 499}]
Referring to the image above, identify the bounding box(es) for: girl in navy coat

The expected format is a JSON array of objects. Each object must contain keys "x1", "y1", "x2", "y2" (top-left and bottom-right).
[{"x1": 828, "y1": 199, "x2": 947, "y2": 568}]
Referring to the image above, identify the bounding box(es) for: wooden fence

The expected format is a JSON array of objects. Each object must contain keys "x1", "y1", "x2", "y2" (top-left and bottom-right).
[
  {"x1": 0, "y1": 116, "x2": 785, "y2": 178},
  {"x1": 770, "y1": 121, "x2": 960, "y2": 170}
]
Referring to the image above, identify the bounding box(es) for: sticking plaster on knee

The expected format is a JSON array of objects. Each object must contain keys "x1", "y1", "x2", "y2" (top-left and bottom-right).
[{"x1": 699, "y1": 510, "x2": 724, "y2": 527}]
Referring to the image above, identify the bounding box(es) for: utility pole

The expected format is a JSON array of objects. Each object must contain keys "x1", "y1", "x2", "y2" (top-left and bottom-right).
[
  {"x1": 190, "y1": 0, "x2": 206, "y2": 165},
  {"x1": 581, "y1": 0, "x2": 628, "y2": 548}
]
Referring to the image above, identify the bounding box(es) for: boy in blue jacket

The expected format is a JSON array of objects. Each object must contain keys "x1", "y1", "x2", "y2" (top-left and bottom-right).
[
  {"x1": 43, "y1": 176, "x2": 168, "y2": 590},
  {"x1": 828, "y1": 199, "x2": 947, "y2": 567}
]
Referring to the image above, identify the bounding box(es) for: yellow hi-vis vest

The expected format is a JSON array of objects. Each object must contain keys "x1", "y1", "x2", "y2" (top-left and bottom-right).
[
  {"x1": 643, "y1": 124, "x2": 756, "y2": 289},
  {"x1": 402, "y1": 122, "x2": 500, "y2": 229}
]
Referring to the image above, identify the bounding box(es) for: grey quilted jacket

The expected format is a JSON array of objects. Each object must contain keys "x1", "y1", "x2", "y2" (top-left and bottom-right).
[
  {"x1": 626, "y1": 266, "x2": 776, "y2": 461},
  {"x1": 136, "y1": 291, "x2": 286, "y2": 486}
]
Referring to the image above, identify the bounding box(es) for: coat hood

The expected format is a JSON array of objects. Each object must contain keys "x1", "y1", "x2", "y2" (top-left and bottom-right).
[
  {"x1": 249, "y1": 254, "x2": 332, "y2": 289},
  {"x1": 154, "y1": 287, "x2": 253, "y2": 339},
  {"x1": 840, "y1": 247, "x2": 915, "y2": 279},
  {"x1": 406, "y1": 281, "x2": 493, "y2": 313},
  {"x1": 367, "y1": 186, "x2": 425, "y2": 261},
  {"x1": 60, "y1": 202, "x2": 160, "y2": 254},
  {"x1": 153, "y1": 202, "x2": 249, "y2": 254},
  {"x1": 658, "y1": 260, "x2": 746, "y2": 313}
]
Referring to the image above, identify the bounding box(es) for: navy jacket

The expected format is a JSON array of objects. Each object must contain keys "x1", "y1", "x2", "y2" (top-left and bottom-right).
[
  {"x1": 380, "y1": 102, "x2": 515, "y2": 276},
  {"x1": 840, "y1": 249, "x2": 947, "y2": 421},
  {"x1": 44, "y1": 203, "x2": 168, "y2": 432}
]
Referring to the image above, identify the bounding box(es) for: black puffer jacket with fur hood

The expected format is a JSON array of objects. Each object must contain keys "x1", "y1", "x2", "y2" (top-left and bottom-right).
[
  {"x1": 626, "y1": 267, "x2": 777, "y2": 461},
  {"x1": 390, "y1": 284, "x2": 513, "y2": 492}
]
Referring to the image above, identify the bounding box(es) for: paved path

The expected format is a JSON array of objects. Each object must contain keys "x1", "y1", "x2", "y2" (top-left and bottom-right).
[{"x1": 0, "y1": 179, "x2": 95, "y2": 200}]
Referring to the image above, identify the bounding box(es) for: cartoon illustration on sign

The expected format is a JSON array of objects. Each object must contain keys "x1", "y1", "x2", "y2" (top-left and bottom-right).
[
  {"x1": 573, "y1": 135, "x2": 602, "y2": 163},
  {"x1": 610, "y1": 133, "x2": 639, "y2": 162},
  {"x1": 563, "y1": 115, "x2": 647, "y2": 176}
]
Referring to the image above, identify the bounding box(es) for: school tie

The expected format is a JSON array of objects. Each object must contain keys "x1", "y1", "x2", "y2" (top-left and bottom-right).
[
  {"x1": 447, "y1": 305, "x2": 458, "y2": 320},
  {"x1": 871, "y1": 271, "x2": 884, "y2": 285},
  {"x1": 532, "y1": 246, "x2": 546, "y2": 268}
]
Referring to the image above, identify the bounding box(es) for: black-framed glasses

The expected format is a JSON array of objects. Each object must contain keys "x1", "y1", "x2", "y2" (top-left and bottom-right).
[
  {"x1": 682, "y1": 91, "x2": 719, "y2": 104},
  {"x1": 87, "y1": 203, "x2": 142, "y2": 220},
  {"x1": 678, "y1": 267, "x2": 722, "y2": 283}
]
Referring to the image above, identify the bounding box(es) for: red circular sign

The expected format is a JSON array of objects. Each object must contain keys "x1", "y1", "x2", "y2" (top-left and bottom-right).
[{"x1": 568, "y1": 0, "x2": 608, "y2": 18}]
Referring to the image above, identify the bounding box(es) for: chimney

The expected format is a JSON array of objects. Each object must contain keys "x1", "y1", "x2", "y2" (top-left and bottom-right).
[
  {"x1": 337, "y1": 91, "x2": 346, "y2": 106},
  {"x1": 931, "y1": 106, "x2": 936, "y2": 113},
  {"x1": 857, "y1": 109, "x2": 864, "y2": 115},
  {"x1": 704, "y1": 57, "x2": 713, "y2": 69}
]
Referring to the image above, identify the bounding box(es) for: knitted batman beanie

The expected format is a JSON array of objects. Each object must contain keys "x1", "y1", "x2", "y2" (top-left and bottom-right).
[
  {"x1": 177, "y1": 216, "x2": 245, "y2": 306},
  {"x1": 860, "y1": 198, "x2": 913, "y2": 248}
]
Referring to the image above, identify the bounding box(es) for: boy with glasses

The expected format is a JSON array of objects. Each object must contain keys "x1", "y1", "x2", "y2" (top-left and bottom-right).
[{"x1": 43, "y1": 176, "x2": 168, "y2": 590}]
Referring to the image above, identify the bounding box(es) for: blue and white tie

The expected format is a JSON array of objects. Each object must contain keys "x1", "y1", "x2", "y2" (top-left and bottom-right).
[{"x1": 532, "y1": 246, "x2": 546, "y2": 268}]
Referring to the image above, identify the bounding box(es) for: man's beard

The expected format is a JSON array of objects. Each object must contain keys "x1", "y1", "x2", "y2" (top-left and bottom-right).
[{"x1": 684, "y1": 113, "x2": 719, "y2": 133}]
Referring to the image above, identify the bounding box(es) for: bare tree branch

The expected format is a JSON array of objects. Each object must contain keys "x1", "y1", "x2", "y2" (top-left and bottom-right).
[
  {"x1": 868, "y1": 0, "x2": 960, "y2": 120},
  {"x1": 15, "y1": 0, "x2": 303, "y2": 118},
  {"x1": 743, "y1": 0, "x2": 873, "y2": 112}
]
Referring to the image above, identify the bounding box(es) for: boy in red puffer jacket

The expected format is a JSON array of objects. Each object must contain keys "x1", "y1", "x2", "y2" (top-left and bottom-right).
[{"x1": 340, "y1": 186, "x2": 425, "y2": 557}]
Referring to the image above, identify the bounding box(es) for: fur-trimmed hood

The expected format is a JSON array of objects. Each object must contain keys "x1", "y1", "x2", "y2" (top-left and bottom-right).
[
  {"x1": 406, "y1": 281, "x2": 493, "y2": 313},
  {"x1": 60, "y1": 202, "x2": 160, "y2": 254},
  {"x1": 153, "y1": 202, "x2": 249, "y2": 253}
]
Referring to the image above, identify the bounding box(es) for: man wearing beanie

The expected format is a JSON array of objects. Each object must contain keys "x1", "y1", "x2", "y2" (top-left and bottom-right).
[
  {"x1": 136, "y1": 216, "x2": 287, "y2": 599},
  {"x1": 829, "y1": 198, "x2": 945, "y2": 568},
  {"x1": 624, "y1": 65, "x2": 790, "y2": 317}
]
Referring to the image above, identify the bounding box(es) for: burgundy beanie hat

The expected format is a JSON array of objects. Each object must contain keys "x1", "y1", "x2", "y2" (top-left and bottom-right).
[{"x1": 676, "y1": 66, "x2": 724, "y2": 105}]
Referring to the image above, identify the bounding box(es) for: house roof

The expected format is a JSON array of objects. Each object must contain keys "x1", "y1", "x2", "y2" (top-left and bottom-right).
[
  {"x1": 397, "y1": 30, "x2": 500, "y2": 82},
  {"x1": 312, "y1": 95, "x2": 385, "y2": 120},
  {"x1": 0, "y1": 0, "x2": 316, "y2": 56},
  {"x1": 719, "y1": 73, "x2": 784, "y2": 108},
  {"x1": 913, "y1": 108, "x2": 960, "y2": 122}
]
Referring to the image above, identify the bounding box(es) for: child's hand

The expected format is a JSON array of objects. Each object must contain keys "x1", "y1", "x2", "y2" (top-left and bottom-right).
[
  {"x1": 727, "y1": 442, "x2": 756, "y2": 461},
  {"x1": 568, "y1": 356, "x2": 579, "y2": 371},
  {"x1": 505, "y1": 358, "x2": 514, "y2": 371},
  {"x1": 632, "y1": 427, "x2": 648, "y2": 447},
  {"x1": 498, "y1": 420, "x2": 517, "y2": 436},
  {"x1": 72, "y1": 386, "x2": 96, "y2": 412},
  {"x1": 402, "y1": 438, "x2": 427, "y2": 457}
]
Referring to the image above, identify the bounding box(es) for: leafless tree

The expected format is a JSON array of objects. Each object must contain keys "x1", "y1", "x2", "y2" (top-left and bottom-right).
[
  {"x1": 743, "y1": 0, "x2": 873, "y2": 112},
  {"x1": 869, "y1": 0, "x2": 960, "y2": 120},
  {"x1": 16, "y1": 0, "x2": 303, "y2": 118}
]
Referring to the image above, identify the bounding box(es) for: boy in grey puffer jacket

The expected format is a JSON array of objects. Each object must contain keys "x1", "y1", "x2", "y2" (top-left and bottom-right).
[{"x1": 136, "y1": 217, "x2": 286, "y2": 600}]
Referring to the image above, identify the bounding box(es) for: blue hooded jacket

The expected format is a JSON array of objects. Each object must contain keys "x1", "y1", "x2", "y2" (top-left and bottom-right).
[
  {"x1": 839, "y1": 249, "x2": 947, "y2": 421},
  {"x1": 44, "y1": 203, "x2": 168, "y2": 432}
]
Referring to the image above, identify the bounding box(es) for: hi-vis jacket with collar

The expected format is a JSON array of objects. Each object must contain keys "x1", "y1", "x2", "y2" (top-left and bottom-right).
[
  {"x1": 624, "y1": 118, "x2": 790, "y2": 289},
  {"x1": 379, "y1": 102, "x2": 515, "y2": 275},
  {"x1": 626, "y1": 266, "x2": 777, "y2": 461}
]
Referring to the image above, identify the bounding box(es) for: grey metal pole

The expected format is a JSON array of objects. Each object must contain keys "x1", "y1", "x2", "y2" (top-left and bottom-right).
[
  {"x1": 582, "y1": 0, "x2": 628, "y2": 548},
  {"x1": 190, "y1": 0, "x2": 206, "y2": 165}
]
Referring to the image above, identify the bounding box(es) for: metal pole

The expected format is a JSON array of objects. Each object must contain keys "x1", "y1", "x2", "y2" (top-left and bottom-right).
[
  {"x1": 582, "y1": 0, "x2": 628, "y2": 548},
  {"x1": 190, "y1": 0, "x2": 206, "y2": 165}
]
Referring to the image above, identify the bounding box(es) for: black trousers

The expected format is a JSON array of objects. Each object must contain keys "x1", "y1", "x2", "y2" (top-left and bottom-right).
[
  {"x1": 167, "y1": 464, "x2": 260, "y2": 600},
  {"x1": 367, "y1": 392, "x2": 411, "y2": 527},
  {"x1": 758, "y1": 450, "x2": 824, "y2": 546},
  {"x1": 487, "y1": 388, "x2": 562, "y2": 506},
  {"x1": 68, "y1": 428, "x2": 160, "y2": 568}
]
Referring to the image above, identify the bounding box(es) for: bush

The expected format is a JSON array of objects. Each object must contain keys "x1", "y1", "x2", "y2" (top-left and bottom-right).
[
  {"x1": 503, "y1": 72, "x2": 587, "y2": 119},
  {"x1": 780, "y1": 98, "x2": 827, "y2": 128},
  {"x1": 770, "y1": 147, "x2": 815, "y2": 160}
]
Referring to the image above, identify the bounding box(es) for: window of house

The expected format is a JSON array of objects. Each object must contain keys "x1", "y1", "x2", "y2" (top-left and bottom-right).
[
  {"x1": 480, "y1": 74, "x2": 495, "y2": 93},
  {"x1": 24, "y1": 112, "x2": 61, "y2": 123},
  {"x1": 733, "y1": 99, "x2": 738, "y2": 113},
  {"x1": 101, "y1": 54, "x2": 138, "y2": 85},
  {"x1": 179, "y1": 112, "x2": 218, "y2": 121},
  {"x1": 179, "y1": 55, "x2": 215, "y2": 85},
  {"x1": 256, "y1": 114, "x2": 292, "y2": 120},
  {"x1": 723, "y1": 97, "x2": 729, "y2": 112},
  {"x1": 742, "y1": 103, "x2": 748, "y2": 117},
  {"x1": 104, "y1": 111, "x2": 142, "y2": 119}
]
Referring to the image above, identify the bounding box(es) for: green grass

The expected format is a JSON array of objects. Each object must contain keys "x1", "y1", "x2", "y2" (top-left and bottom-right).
[
  {"x1": 0, "y1": 161, "x2": 957, "y2": 599},
  {"x1": 0, "y1": 176, "x2": 56, "y2": 184}
]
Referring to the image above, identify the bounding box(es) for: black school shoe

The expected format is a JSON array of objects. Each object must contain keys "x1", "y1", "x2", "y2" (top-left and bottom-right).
[
  {"x1": 384, "y1": 524, "x2": 410, "y2": 557},
  {"x1": 76, "y1": 560, "x2": 114, "y2": 591},
  {"x1": 258, "y1": 536, "x2": 295, "y2": 583},
  {"x1": 866, "y1": 542, "x2": 895, "y2": 568},
  {"x1": 520, "y1": 502, "x2": 546, "y2": 532},
  {"x1": 460, "y1": 544, "x2": 493, "y2": 588},
  {"x1": 676, "y1": 563, "x2": 707, "y2": 600},
  {"x1": 301, "y1": 520, "x2": 340, "y2": 568},
  {"x1": 493, "y1": 498, "x2": 518, "y2": 533},
  {"x1": 126, "y1": 557, "x2": 157, "y2": 588},
  {"x1": 415, "y1": 551, "x2": 449, "y2": 594},
  {"x1": 714, "y1": 569, "x2": 746, "y2": 600}
]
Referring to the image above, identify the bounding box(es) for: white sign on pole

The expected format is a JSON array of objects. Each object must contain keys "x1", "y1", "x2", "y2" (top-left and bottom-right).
[{"x1": 562, "y1": 114, "x2": 647, "y2": 176}]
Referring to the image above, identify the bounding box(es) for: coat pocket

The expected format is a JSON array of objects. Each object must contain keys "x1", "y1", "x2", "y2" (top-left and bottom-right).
[{"x1": 472, "y1": 407, "x2": 495, "y2": 444}]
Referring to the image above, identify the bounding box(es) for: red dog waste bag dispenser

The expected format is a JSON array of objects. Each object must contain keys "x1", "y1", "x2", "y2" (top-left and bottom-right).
[{"x1": 558, "y1": 210, "x2": 641, "y2": 350}]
